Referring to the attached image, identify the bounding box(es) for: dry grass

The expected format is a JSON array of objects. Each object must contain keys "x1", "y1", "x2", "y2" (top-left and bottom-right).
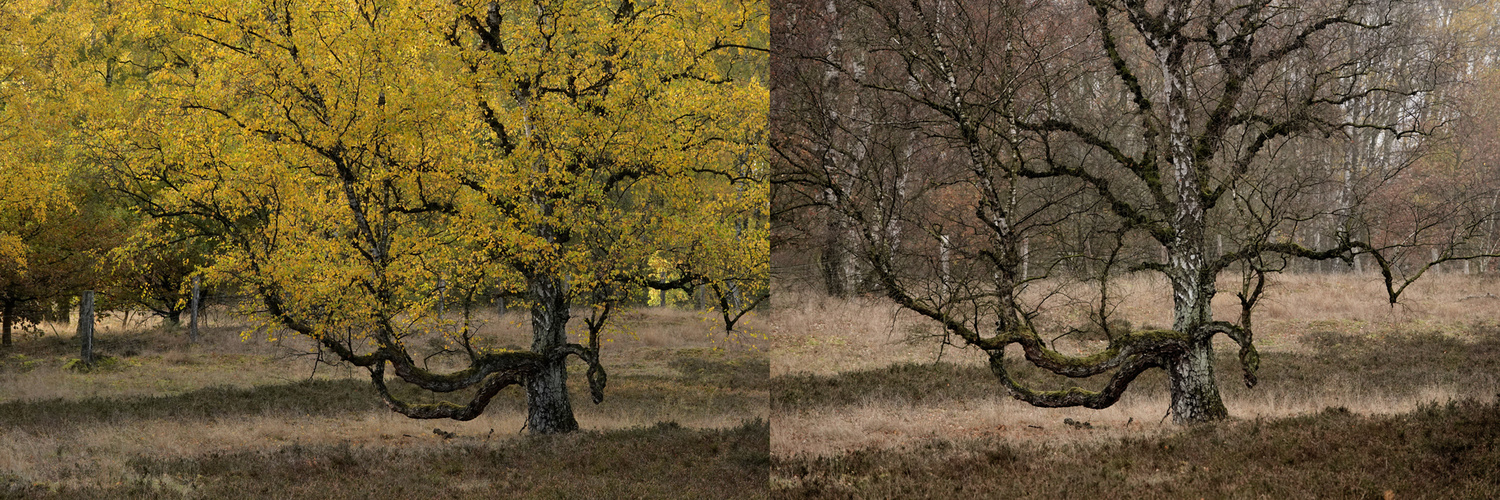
[
  {"x1": 119, "y1": 420, "x2": 769, "y2": 500},
  {"x1": 767, "y1": 290, "x2": 954, "y2": 377},
  {"x1": 770, "y1": 273, "x2": 1500, "y2": 497},
  {"x1": 2, "y1": 306, "x2": 763, "y2": 402},
  {"x1": 773, "y1": 383, "x2": 1499, "y2": 459},
  {"x1": 770, "y1": 273, "x2": 1500, "y2": 458},
  {"x1": 0, "y1": 306, "x2": 767, "y2": 497},
  {"x1": 1, "y1": 409, "x2": 766, "y2": 496},
  {"x1": 1233, "y1": 272, "x2": 1500, "y2": 349},
  {"x1": 774, "y1": 399, "x2": 1500, "y2": 499},
  {"x1": 773, "y1": 395, "x2": 1176, "y2": 458},
  {"x1": 770, "y1": 273, "x2": 1500, "y2": 377},
  {"x1": 3, "y1": 418, "x2": 769, "y2": 499}
]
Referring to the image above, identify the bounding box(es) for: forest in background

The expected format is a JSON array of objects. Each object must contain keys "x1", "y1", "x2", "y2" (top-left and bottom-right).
[{"x1": 775, "y1": 0, "x2": 1500, "y2": 293}]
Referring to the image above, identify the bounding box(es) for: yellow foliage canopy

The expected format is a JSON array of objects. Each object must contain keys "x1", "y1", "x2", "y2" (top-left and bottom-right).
[{"x1": 90, "y1": 0, "x2": 766, "y2": 424}]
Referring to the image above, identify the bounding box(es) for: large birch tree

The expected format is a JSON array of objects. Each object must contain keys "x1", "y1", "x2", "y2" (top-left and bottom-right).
[
  {"x1": 94, "y1": 0, "x2": 765, "y2": 433},
  {"x1": 775, "y1": 0, "x2": 1482, "y2": 423}
]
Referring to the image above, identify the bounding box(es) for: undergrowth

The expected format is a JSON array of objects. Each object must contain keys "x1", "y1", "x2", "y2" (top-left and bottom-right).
[
  {"x1": 773, "y1": 398, "x2": 1500, "y2": 498},
  {"x1": 5, "y1": 419, "x2": 769, "y2": 499}
]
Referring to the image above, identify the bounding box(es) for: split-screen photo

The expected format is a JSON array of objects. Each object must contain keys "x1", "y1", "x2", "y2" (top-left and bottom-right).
[{"x1": 3, "y1": 0, "x2": 1499, "y2": 498}]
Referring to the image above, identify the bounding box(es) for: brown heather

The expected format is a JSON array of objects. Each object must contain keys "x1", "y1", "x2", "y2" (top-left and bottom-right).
[{"x1": 0, "y1": 307, "x2": 768, "y2": 498}]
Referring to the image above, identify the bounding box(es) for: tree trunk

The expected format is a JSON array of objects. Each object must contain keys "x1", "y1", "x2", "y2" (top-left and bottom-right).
[
  {"x1": 938, "y1": 233, "x2": 951, "y2": 293},
  {"x1": 1158, "y1": 3, "x2": 1227, "y2": 423},
  {"x1": 821, "y1": 203, "x2": 853, "y2": 298},
  {"x1": 1168, "y1": 332, "x2": 1228, "y2": 423},
  {"x1": 1163, "y1": 187, "x2": 1229, "y2": 424},
  {"x1": 526, "y1": 273, "x2": 578, "y2": 434},
  {"x1": 1163, "y1": 185, "x2": 1227, "y2": 423},
  {"x1": 1165, "y1": 245, "x2": 1229, "y2": 424},
  {"x1": 54, "y1": 297, "x2": 71, "y2": 326}
]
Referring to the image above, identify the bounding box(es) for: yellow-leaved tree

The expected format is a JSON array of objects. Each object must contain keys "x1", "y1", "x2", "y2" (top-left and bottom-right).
[
  {"x1": 102, "y1": 0, "x2": 765, "y2": 433},
  {"x1": 1, "y1": 0, "x2": 133, "y2": 347}
]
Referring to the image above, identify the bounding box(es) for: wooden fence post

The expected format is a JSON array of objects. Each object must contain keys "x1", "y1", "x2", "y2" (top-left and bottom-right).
[
  {"x1": 78, "y1": 291, "x2": 95, "y2": 366},
  {"x1": 189, "y1": 276, "x2": 202, "y2": 343}
]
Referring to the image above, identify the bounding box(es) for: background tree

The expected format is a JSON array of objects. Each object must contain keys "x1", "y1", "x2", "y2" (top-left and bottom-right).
[
  {"x1": 103, "y1": 217, "x2": 217, "y2": 326},
  {"x1": 0, "y1": 200, "x2": 122, "y2": 347},
  {"x1": 0, "y1": 0, "x2": 133, "y2": 347}
]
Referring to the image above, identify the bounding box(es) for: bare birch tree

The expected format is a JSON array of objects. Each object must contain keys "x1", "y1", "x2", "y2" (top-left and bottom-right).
[{"x1": 774, "y1": 0, "x2": 1489, "y2": 423}]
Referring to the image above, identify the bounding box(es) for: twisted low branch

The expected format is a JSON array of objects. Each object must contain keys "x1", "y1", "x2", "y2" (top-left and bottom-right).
[
  {"x1": 367, "y1": 344, "x2": 608, "y2": 421},
  {"x1": 369, "y1": 361, "x2": 529, "y2": 421},
  {"x1": 1195, "y1": 321, "x2": 1259, "y2": 388},
  {"x1": 985, "y1": 329, "x2": 1187, "y2": 408},
  {"x1": 555, "y1": 343, "x2": 608, "y2": 404}
]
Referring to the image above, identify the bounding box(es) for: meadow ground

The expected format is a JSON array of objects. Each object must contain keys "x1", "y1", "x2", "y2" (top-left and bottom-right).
[
  {"x1": 770, "y1": 272, "x2": 1500, "y2": 498},
  {"x1": 0, "y1": 307, "x2": 769, "y2": 499}
]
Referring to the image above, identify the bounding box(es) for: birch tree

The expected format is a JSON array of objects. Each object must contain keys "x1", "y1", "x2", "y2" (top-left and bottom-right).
[
  {"x1": 775, "y1": 0, "x2": 1474, "y2": 423},
  {"x1": 101, "y1": 0, "x2": 765, "y2": 433}
]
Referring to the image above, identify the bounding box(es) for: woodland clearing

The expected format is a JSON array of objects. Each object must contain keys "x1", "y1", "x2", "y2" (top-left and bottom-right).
[
  {"x1": 0, "y1": 308, "x2": 768, "y2": 499},
  {"x1": 771, "y1": 273, "x2": 1500, "y2": 497}
]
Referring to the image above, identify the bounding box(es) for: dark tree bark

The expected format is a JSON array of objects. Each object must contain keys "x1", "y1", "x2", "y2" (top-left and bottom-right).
[
  {"x1": 525, "y1": 273, "x2": 579, "y2": 434},
  {"x1": 51, "y1": 297, "x2": 70, "y2": 326}
]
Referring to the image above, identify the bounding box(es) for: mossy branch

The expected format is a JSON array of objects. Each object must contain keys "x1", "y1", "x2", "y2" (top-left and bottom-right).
[
  {"x1": 1195, "y1": 321, "x2": 1258, "y2": 389},
  {"x1": 368, "y1": 362, "x2": 529, "y2": 421},
  {"x1": 365, "y1": 342, "x2": 608, "y2": 421},
  {"x1": 986, "y1": 341, "x2": 1174, "y2": 409},
  {"x1": 872, "y1": 247, "x2": 1196, "y2": 409},
  {"x1": 1006, "y1": 328, "x2": 1188, "y2": 378},
  {"x1": 554, "y1": 343, "x2": 607, "y2": 404}
]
